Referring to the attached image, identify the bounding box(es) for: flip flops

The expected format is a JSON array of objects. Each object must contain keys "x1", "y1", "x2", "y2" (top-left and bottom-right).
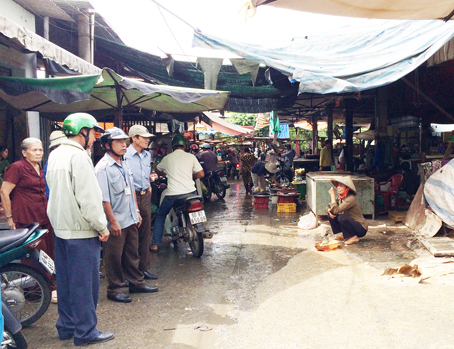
[
  {"x1": 333, "y1": 234, "x2": 344, "y2": 241},
  {"x1": 344, "y1": 236, "x2": 360, "y2": 245}
]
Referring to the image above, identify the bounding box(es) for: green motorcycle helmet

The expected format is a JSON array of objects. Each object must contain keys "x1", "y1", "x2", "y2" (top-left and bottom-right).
[
  {"x1": 62, "y1": 113, "x2": 104, "y2": 136},
  {"x1": 171, "y1": 134, "x2": 188, "y2": 149}
]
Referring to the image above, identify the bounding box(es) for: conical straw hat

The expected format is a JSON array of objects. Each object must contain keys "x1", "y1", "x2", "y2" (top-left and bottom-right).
[{"x1": 331, "y1": 176, "x2": 357, "y2": 195}]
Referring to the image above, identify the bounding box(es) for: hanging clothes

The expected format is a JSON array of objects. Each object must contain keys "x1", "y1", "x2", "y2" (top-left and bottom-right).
[{"x1": 270, "y1": 110, "x2": 280, "y2": 135}]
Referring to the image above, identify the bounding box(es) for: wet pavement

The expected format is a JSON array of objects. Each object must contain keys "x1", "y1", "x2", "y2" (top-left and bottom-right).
[{"x1": 21, "y1": 180, "x2": 453, "y2": 348}]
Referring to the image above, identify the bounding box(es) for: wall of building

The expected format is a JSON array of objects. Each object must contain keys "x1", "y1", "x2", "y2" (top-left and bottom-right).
[{"x1": 0, "y1": 0, "x2": 35, "y2": 31}]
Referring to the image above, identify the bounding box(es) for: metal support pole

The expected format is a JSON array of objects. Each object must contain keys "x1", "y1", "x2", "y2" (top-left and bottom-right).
[
  {"x1": 312, "y1": 115, "x2": 318, "y2": 155},
  {"x1": 44, "y1": 17, "x2": 49, "y2": 40},
  {"x1": 345, "y1": 100, "x2": 354, "y2": 171},
  {"x1": 326, "y1": 104, "x2": 333, "y2": 143},
  {"x1": 78, "y1": 12, "x2": 91, "y2": 62}
]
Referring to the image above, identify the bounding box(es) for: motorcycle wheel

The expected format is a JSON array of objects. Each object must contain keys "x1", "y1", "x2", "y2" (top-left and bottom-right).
[
  {"x1": 214, "y1": 178, "x2": 226, "y2": 199},
  {"x1": 2, "y1": 331, "x2": 28, "y2": 349},
  {"x1": 188, "y1": 226, "x2": 204, "y2": 258},
  {"x1": 202, "y1": 180, "x2": 212, "y2": 202},
  {"x1": 0, "y1": 264, "x2": 51, "y2": 328}
]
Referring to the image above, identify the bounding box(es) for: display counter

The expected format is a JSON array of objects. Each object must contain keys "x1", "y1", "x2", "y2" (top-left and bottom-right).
[
  {"x1": 292, "y1": 158, "x2": 319, "y2": 173},
  {"x1": 306, "y1": 173, "x2": 375, "y2": 220}
]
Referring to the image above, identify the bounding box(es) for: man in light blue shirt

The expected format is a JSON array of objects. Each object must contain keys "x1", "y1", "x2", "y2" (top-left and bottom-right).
[
  {"x1": 124, "y1": 125, "x2": 157, "y2": 280},
  {"x1": 95, "y1": 128, "x2": 158, "y2": 303}
]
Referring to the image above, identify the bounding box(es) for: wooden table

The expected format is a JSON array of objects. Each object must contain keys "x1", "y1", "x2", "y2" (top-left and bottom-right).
[{"x1": 306, "y1": 172, "x2": 375, "y2": 220}]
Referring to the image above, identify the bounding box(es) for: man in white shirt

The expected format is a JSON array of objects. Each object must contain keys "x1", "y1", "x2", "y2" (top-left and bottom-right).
[{"x1": 150, "y1": 135, "x2": 204, "y2": 252}]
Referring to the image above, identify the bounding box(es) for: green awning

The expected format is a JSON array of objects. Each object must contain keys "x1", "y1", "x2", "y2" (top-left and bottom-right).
[{"x1": 0, "y1": 68, "x2": 230, "y2": 119}]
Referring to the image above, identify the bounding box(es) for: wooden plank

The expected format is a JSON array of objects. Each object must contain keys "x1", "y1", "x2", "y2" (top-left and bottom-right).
[
  {"x1": 417, "y1": 236, "x2": 454, "y2": 257},
  {"x1": 388, "y1": 211, "x2": 407, "y2": 222}
]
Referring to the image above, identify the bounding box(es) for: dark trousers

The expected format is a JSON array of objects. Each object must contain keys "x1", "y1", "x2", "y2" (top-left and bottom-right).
[
  {"x1": 328, "y1": 214, "x2": 367, "y2": 240},
  {"x1": 55, "y1": 236, "x2": 100, "y2": 346},
  {"x1": 152, "y1": 191, "x2": 196, "y2": 245},
  {"x1": 136, "y1": 190, "x2": 152, "y2": 271},
  {"x1": 103, "y1": 224, "x2": 144, "y2": 297}
]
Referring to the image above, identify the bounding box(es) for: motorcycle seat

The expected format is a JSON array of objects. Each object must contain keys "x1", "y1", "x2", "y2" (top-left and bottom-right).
[
  {"x1": 173, "y1": 194, "x2": 203, "y2": 210},
  {"x1": 0, "y1": 222, "x2": 39, "y2": 253}
]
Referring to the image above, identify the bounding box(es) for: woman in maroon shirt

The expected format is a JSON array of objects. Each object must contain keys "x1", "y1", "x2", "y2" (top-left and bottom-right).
[{"x1": 0, "y1": 138, "x2": 54, "y2": 259}]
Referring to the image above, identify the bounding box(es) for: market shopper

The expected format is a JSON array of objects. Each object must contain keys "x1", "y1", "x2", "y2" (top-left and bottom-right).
[
  {"x1": 239, "y1": 148, "x2": 256, "y2": 195},
  {"x1": 281, "y1": 144, "x2": 295, "y2": 168},
  {"x1": 0, "y1": 138, "x2": 54, "y2": 258},
  {"x1": 96, "y1": 128, "x2": 158, "y2": 303},
  {"x1": 0, "y1": 145, "x2": 9, "y2": 187},
  {"x1": 44, "y1": 130, "x2": 67, "y2": 200},
  {"x1": 226, "y1": 148, "x2": 239, "y2": 178},
  {"x1": 199, "y1": 143, "x2": 218, "y2": 172},
  {"x1": 319, "y1": 140, "x2": 333, "y2": 171},
  {"x1": 46, "y1": 113, "x2": 113, "y2": 346},
  {"x1": 326, "y1": 176, "x2": 368, "y2": 245},
  {"x1": 251, "y1": 161, "x2": 279, "y2": 192},
  {"x1": 124, "y1": 125, "x2": 157, "y2": 281},
  {"x1": 150, "y1": 135, "x2": 204, "y2": 252}
]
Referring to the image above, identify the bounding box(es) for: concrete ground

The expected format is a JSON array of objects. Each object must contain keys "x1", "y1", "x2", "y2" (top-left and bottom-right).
[{"x1": 13, "y1": 180, "x2": 454, "y2": 348}]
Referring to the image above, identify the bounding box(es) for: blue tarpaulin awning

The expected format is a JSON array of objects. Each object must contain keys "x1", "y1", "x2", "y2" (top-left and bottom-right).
[{"x1": 193, "y1": 20, "x2": 454, "y2": 95}]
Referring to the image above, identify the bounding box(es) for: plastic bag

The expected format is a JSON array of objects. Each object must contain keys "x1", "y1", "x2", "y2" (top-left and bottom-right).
[
  {"x1": 200, "y1": 181, "x2": 208, "y2": 194},
  {"x1": 338, "y1": 148, "x2": 346, "y2": 164},
  {"x1": 298, "y1": 212, "x2": 317, "y2": 230}
]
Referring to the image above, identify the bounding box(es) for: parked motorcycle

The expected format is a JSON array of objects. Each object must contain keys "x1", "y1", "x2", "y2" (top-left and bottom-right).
[
  {"x1": 0, "y1": 223, "x2": 53, "y2": 327},
  {"x1": 275, "y1": 157, "x2": 294, "y2": 185},
  {"x1": 2, "y1": 299, "x2": 27, "y2": 349},
  {"x1": 201, "y1": 170, "x2": 230, "y2": 201},
  {"x1": 153, "y1": 177, "x2": 212, "y2": 257}
]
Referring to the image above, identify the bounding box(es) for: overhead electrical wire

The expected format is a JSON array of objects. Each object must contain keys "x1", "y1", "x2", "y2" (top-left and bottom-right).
[{"x1": 149, "y1": 0, "x2": 202, "y2": 71}]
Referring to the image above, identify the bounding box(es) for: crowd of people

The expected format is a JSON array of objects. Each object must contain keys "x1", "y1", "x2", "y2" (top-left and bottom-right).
[{"x1": 0, "y1": 112, "x2": 305, "y2": 345}]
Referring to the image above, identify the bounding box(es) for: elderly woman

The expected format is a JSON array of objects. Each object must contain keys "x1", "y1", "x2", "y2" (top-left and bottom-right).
[
  {"x1": 326, "y1": 176, "x2": 368, "y2": 245},
  {"x1": 0, "y1": 138, "x2": 54, "y2": 258}
]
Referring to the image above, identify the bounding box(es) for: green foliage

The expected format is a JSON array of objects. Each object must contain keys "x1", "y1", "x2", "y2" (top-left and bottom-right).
[{"x1": 225, "y1": 112, "x2": 257, "y2": 126}]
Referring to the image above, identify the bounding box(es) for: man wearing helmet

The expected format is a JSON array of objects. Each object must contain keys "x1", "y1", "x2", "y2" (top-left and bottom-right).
[
  {"x1": 124, "y1": 125, "x2": 157, "y2": 281},
  {"x1": 46, "y1": 113, "x2": 113, "y2": 346},
  {"x1": 189, "y1": 143, "x2": 201, "y2": 160},
  {"x1": 199, "y1": 143, "x2": 218, "y2": 173},
  {"x1": 95, "y1": 128, "x2": 158, "y2": 304},
  {"x1": 150, "y1": 135, "x2": 204, "y2": 252}
]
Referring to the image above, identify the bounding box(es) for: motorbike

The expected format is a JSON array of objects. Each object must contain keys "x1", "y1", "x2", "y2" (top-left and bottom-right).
[
  {"x1": 1, "y1": 299, "x2": 27, "y2": 349},
  {"x1": 227, "y1": 163, "x2": 240, "y2": 180},
  {"x1": 0, "y1": 223, "x2": 54, "y2": 327},
  {"x1": 153, "y1": 177, "x2": 212, "y2": 257},
  {"x1": 201, "y1": 170, "x2": 230, "y2": 201}
]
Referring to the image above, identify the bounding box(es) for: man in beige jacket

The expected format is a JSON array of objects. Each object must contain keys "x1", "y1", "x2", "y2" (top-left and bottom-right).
[{"x1": 46, "y1": 113, "x2": 113, "y2": 347}]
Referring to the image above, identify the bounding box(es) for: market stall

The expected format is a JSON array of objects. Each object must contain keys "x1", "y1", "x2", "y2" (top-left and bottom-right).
[{"x1": 306, "y1": 173, "x2": 375, "y2": 221}]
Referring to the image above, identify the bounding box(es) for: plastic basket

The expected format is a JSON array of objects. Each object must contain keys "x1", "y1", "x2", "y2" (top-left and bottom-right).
[
  {"x1": 278, "y1": 196, "x2": 296, "y2": 204},
  {"x1": 277, "y1": 203, "x2": 296, "y2": 213},
  {"x1": 254, "y1": 196, "x2": 269, "y2": 209},
  {"x1": 315, "y1": 240, "x2": 339, "y2": 251}
]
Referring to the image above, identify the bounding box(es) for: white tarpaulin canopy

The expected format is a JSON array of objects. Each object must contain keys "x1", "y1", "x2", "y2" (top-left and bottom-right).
[
  {"x1": 193, "y1": 19, "x2": 454, "y2": 94},
  {"x1": 251, "y1": 0, "x2": 454, "y2": 20}
]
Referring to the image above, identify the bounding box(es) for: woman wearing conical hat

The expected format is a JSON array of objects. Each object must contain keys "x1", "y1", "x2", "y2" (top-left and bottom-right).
[{"x1": 327, "y1": 176, "x2": 368, "y2": 245}]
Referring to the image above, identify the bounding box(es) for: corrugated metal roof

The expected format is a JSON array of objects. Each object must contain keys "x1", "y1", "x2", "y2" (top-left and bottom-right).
[
  {"x1": 52, "y1": 0, "x2": 93, "y2": 17},
  {"x1": 13, "y1": 0, "x2": 73, "y2": 21}
]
